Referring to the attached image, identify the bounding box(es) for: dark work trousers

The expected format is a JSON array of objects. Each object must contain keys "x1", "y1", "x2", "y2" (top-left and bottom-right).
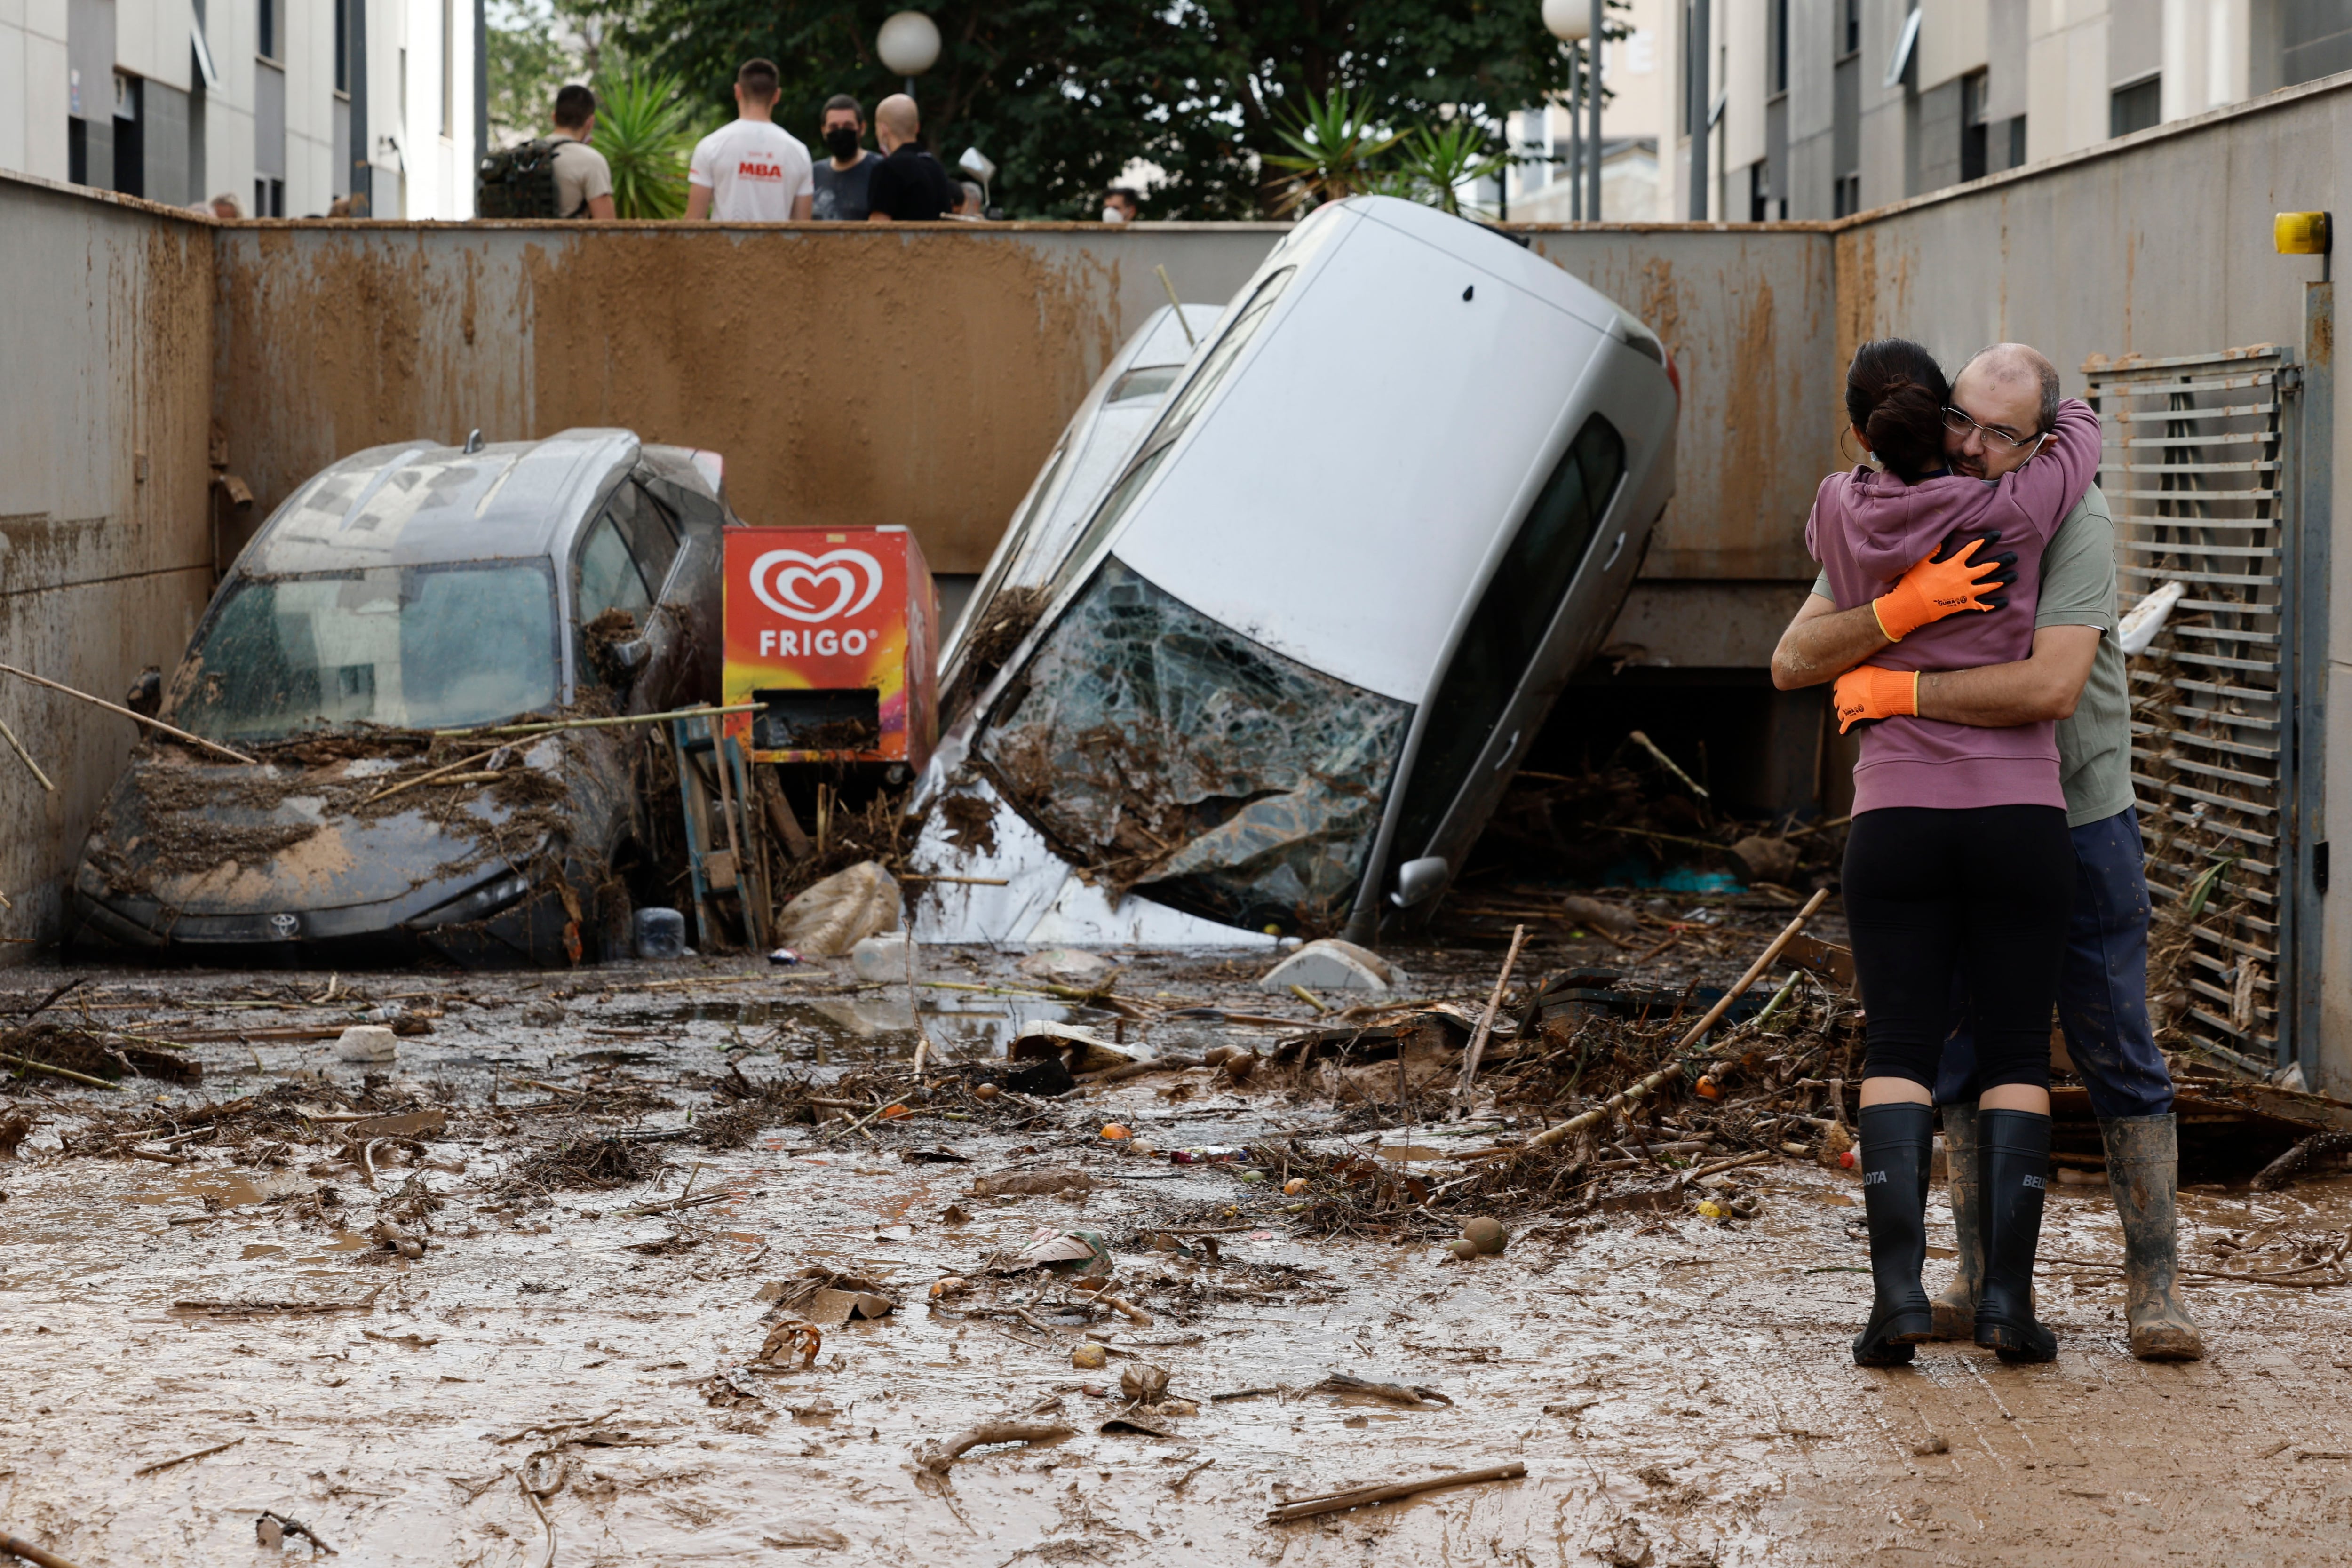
[
  {"x1": 1843, "y1": 804, "x2": 2076, "y2": 1092},
  {"x1": 1937, "y1": 807, "x2": 2174, "y2": 1119}
]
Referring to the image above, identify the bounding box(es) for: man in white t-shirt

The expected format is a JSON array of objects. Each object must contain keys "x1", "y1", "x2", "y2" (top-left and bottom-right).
[{"x1": 686, "y1": 58, "x2": 814, "y2": 222}]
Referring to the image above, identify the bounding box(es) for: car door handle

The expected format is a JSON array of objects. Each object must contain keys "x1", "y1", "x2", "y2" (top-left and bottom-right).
[
  {"x1": 1601, "y1": 531, "x2": 1627, "y2": 572},
  {"x1": 1493, "y1": 729, "x2": 1519, "y2": 770}
]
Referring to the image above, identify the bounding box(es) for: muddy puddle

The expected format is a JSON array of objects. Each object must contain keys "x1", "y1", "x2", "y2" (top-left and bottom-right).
[{"x1": 6, "y1": 950, "x2": 2352, "y2": 1565}]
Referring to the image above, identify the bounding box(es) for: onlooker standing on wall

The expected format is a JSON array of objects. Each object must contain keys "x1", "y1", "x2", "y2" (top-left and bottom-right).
[
  {"x1": 811, "y1": 95, "x2": 880, "y2": 221},
  {"x1": 864, "y1": 94, "x2": 958, "y2": 223},
  {"x1": 209, "y1": 192, "x2": 245, "y2": 220},
  {"x1": 686, "y1": 60, "x2": 815, "y2": 221},
  {"x1": 1101, "y1": 187, "x2": 1141, "y2": 222},
  {"x1": 549, "y1": 85, "x2": 616, "y2": 219}
]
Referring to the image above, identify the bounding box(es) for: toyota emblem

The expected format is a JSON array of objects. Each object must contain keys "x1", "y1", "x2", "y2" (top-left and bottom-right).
[{"x1": 270, "y1": 913, "x2": 298, "y2": 939}]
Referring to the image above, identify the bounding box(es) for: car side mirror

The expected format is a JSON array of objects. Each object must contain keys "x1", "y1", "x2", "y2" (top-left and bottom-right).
[
  {"x1": 607, "y1": 637, "x2": 651, "y2": 676},
  {"x1": 1389, "y1": 855, "x2": 1449, "y2": 908}
]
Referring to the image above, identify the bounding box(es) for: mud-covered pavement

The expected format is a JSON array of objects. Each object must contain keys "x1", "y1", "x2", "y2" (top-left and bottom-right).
[{"x1": 6, "y1": 936, "x2": 2352, "y2": 1567}]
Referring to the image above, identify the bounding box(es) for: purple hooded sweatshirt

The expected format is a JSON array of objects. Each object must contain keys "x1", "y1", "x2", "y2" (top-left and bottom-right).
[{"x1": 1805, "y1": 397, "x2": 2101, "y2": 815}]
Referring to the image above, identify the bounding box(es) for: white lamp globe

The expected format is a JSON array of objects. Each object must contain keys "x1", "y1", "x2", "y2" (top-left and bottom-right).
[
  {"x1": 877, "y1": 11, "x2": 943, "y2": 76},
  {"x1": 1542, "y1": 0, "x2": 1591, "y2": 40}
]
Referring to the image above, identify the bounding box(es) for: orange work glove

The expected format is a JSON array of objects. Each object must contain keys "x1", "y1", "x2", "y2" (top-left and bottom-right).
[
  {"x1": 1871, "y1": 534, "x2": 2014, "y2": 641},
  {"x1": 1834, "y1": 664, "x2": 1920, "y2": 733}
]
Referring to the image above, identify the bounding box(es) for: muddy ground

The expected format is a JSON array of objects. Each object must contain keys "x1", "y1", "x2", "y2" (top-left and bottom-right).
[{"x1": 4, "y1": 916, "x2": 2351, "y2": 1567}]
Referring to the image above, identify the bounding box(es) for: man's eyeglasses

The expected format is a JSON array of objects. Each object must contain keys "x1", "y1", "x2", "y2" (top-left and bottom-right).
[{"x1": 1942, "y1": 406, "x2": 2045, "y2": 452}]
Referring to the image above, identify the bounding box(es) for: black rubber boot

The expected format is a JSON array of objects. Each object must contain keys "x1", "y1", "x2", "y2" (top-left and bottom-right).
[
  {"x1": 1852, "y1": 1102, "x2": 1938, "y2": 1366},
  {"x1": 1975, "y1": 1108, "x2": 2059, "y2": 1363},
  {"x1": 1929, "y1": 1102, "x2": 1982, "y2": 1340},
  {"x1": 2100, "y1": 1114, "x2": 2204, "y2": 1361}
]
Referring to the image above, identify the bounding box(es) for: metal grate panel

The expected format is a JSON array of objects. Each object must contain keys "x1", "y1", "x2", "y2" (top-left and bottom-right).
[{"x1": 2086, "y1": 346, "x2": 2297, "y2": 1076}]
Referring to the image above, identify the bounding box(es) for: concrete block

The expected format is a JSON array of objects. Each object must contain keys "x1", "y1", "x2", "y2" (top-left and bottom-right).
[{"x1": 334, "y1": 1025, "x2": 398, "y2": 1063}]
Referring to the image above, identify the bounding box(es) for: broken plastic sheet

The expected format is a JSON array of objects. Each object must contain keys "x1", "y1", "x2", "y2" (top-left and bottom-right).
[{"x1": 976, "y1": 558, "x2": 1410, "y2": 932}]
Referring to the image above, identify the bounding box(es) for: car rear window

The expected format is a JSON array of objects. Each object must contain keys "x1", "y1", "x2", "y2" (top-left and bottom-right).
[
  {"x1": 1388, "y1": 413, "x2": 1628, "y2": 860},
  {"x1": 171, "y1": 561, "x2": 561, "y2": 740}
]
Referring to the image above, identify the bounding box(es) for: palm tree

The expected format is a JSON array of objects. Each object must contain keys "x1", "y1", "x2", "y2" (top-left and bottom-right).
[{"x1": 589, "y1": 64, "x2": 697, "y2": 219}]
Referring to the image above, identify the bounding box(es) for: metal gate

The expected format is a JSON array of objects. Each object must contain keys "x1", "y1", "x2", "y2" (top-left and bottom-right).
[{"x1": 2086, "y1": 346, "x2": 2302, "y2": 1077}]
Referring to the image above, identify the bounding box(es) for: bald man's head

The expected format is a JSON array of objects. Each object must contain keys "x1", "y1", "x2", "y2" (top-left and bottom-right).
[
  {"x1": 875, "y1": 94, "x2": 920, "y2": 151},
  {"x1": 1947, "y1": 342, "x2": 2061, "y2": 479}
]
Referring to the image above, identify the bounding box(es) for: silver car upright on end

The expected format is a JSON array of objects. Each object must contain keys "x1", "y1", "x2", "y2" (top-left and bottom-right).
[{"x1": 908, "y1": 195, "x2": 1680, "y2": 946}]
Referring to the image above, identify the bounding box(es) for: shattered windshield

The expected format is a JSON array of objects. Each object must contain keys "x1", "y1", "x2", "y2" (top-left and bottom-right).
[
  {"x1": 976, "y1": 558, "x2": 1411, "y2": 934},
  {"x1": 172, "y1": 562, "x2": 561, "y2": 740}
]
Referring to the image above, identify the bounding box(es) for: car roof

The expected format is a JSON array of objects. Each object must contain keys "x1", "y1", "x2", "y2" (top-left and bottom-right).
[
  {"x1": 1103, "y1": 197, "x2": 1666, "y2": 702},
  {"x1": 240, "y1": 429, "x2": 642, "y2": 575}
]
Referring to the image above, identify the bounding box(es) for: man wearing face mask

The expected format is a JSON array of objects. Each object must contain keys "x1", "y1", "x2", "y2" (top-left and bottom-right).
[
  {"x1": 812, "y1": 96, "x2": 880, "y2": 221},
  {"x1": 1102, "y1": 188, "x2": 1141, "y2": 223}
]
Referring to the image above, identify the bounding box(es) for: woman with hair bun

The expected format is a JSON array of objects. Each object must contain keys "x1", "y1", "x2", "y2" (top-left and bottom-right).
[{"x1": 1805, "y1": 337, "x2": 2100, "y2": 1367}]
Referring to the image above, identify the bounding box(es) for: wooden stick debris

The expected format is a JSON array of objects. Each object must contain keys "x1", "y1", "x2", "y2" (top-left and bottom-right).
[
  {"x1": 898, "y1": 874, "x2": 1012, "y2": 886},
  {"x1": 1454, "y1": 923, "x2": 1528, "y2": 1106},
  {"x1": 514, "y1": 1472, "x2": 554, "y2": 1568},
  {"x1": 1265, "y1": 1461, "x2": 1527, "y2": 1523},
  {"x1": 434, "y1": 701, "x2": 758, "y2": 739},
  {"x1": 1529, "y1": 889, "x2": 1830, "y2": 1151},
  {"x1": 132, "y1": 1436, "x2": 245, "y2": 1476},
  {"x1": 357, "y1": 745, "x2": 505, "y2": 804},
  {"x1": 1677, "y1": 1149, "x2": 1780, "y2": 1182},
  {"x1": 258, "y1": 1510, "x2": 338, "y2": 1556},
  {"x1": 0, "y1": 717, "x2": 55, "y2": 792},
  {"x1": 1628, "y1": 729, "x2": 1709, "y2": 798},
  {"x1": 918, "y1": 1419, "x2": 1075, "y2": 1473},
  {"x1": 5, "y1": 1052, "x2": 118, "y2": 1091},
  {"x1": 1, "y1": 1532, "x2": 92, "y2": 1568},
  {"x1": 0, "y1": 662, "x2": 258, "y2": 764}
]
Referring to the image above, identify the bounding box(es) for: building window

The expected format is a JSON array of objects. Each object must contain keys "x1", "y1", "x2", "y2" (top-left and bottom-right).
[
  {"x1": 1834, "y1": 173, "x2": 1860, "y2": 217},
  {"x1": 2007, "y1": 116, "x2": 2027, "y2": 168},
  {"x1": 258, "y1": 0, "x2": 276, "y2": 61},
  {"x1": 253, "y1": 176, "x2": 283, "y2": 216},
  {"x1": 1749, "y1": 160, "x2": 1768, "y2": 222},
  {"x1": 1842, "y1": 0, "x2": 1860, "y2": 57},
  {"x1": 335, "y1": 0, "x2": 348, "y2": 92},
  {"x1": 1961, "y1": 69, "x2": 1989, "y2": 182},
  {"x1": 2111, "y1": 75, "x2": 2161, "y2": 136},
  {"x1": 1771, "y1": 0, "x2": 1789, "y2": 93},
  {"x1": 441, "y1": 0, "x2": 454, "y2": 136}
]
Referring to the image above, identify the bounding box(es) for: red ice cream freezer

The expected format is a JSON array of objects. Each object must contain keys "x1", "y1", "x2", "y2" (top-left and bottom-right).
[{"x1": 721, "y1": 525, "x2": 938, "y2": 768}]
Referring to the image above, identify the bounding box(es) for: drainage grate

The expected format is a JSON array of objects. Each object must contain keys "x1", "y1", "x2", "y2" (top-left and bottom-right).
[{"x1": 2086, "y1": 346, "x2": 2299, "y2": 1075}]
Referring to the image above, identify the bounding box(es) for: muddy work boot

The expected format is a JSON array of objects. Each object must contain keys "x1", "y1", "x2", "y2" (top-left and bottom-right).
[
  {"x1": 1929, "y1": 1102, "x2": 1982, "y2": 1339},
  {"x1": 2101, "y1": 1114, "x2": 2204, "y2": 1361},
  {"x1": 1852, "y1": 1102, "x2": 1938, "y2": 1366},
  {"x1": 1975, "y1": 1108, "x2": 2059, "y2": 1363}
]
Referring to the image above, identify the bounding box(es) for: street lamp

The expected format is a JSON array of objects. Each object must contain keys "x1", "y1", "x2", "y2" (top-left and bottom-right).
[
  {"x1": 1541, "y1": 0, "x2": 1605, "y2": 222},
  {"x1": 877, "y1": 10, "x2": 940, "y2": 97}
]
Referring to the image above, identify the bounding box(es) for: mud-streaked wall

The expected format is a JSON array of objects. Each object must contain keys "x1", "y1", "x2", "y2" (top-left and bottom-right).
[
  {"x1": 208, "y1": 219, "x2": 1849, "y2": 588},
  {"x1": 0, "y1": 172, "x2": 219, "y2": 942},
  {"x1": 208, "y1": 223, "x2": 1289, "y2": 575}
]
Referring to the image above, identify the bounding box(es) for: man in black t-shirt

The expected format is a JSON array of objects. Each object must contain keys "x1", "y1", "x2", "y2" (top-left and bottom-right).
[
  {"x1": 812, "y1": 94, "x2": 880, "y2": 220},
  {"x1": 865, "y1": 94, "x2": 958, "y2": 223}
]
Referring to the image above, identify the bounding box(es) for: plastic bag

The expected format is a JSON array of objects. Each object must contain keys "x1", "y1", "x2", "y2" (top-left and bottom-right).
[{"x1": 776, "y1": 861, "x2": 901, "y2": 956}]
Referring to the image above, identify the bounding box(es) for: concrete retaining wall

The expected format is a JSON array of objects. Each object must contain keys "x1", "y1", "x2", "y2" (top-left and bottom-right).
[{"x1": 0, "y1": 174, "x2": 218, "y2": 943}]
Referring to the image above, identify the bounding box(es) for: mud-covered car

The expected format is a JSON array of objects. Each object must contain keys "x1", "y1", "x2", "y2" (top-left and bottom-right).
[
  {"x1": 910, "y1": 195, "x2": 1679, "y2": 946},
  {"x1": 66, "y1": 430, "x2": 731, "y2": 965}
]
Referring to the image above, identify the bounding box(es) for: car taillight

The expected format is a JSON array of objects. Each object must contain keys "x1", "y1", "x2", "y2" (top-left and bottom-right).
[{"x1": 1664, "y1": 351, "x2": 1681, "y2": 403}]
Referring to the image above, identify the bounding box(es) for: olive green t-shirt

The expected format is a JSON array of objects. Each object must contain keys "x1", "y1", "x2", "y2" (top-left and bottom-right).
[{"x1": 1811, "y1": 484, "x2": 2130, "y2": 828}]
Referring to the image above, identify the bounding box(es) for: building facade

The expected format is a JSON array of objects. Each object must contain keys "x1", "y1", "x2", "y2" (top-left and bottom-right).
[
  {"x1": 2, "y1": 0, "x2": 479, "y2": 216},
  {"x1": 1498, "y1": 0, "x2": 2352, "y2": 223}
]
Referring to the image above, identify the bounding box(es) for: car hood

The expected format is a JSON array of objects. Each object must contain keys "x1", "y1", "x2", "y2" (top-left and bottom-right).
[{"x1": 74, "y1": 736, "x2": 570, "y2": 919}]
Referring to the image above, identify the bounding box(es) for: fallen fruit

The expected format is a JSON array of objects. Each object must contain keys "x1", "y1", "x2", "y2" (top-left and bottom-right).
[
  {"x1": 1696, "y1": 1199, "x2": 1729, "y2": 1220},
  {"x1": 1237, "y1": 1170, "x2": 1264, "y2": 1184},
  {"x1": 1461, "y1": 1216, "x2": 1508, "y2": 1255},
  {"x1": 973, "y1": 1083, "x2": 1001, "y2": 1102},
  {"x1": 1694, "y1": 1076, "x2": 1721, "y2": 1100},
  {"x1": 1101, "y1": 1124, "x2": 1131, "y2": 1141},
  {"x1": 1203, "y1": 1045, "x2": 1234, "y2": 1067},
  {"x1": 1282, "y1": 1177, "x2": 1309, "y2": 1196},
  {"x1": 1224, "y1": 1052, "x2": 1258, "y2": 1082},
  {"x1": 879, "y1": 1103, "x2": 912, "y2": 1120},
  {"x1": 1447, "y1": 1239, "x2": 1479, "y2": 1260},
  {"x1": 929, "y1": 1276, "x2": 969, "y2": 1298},
  {"x1": 1072, "y1": 1342, "x2": 1108, "y2": 1369}
]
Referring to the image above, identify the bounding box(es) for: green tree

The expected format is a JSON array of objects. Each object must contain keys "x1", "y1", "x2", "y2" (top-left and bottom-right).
[{"x1": 623, "y1": 0, "x2": 1588, "y2": 218}]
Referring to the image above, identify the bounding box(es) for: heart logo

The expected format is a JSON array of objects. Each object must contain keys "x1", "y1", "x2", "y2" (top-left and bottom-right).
[{"x1": 748, "y1": 549, "x2": 884, "y2": 624}]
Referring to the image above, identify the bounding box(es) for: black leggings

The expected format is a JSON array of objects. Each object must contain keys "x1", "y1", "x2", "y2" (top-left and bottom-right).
[{"x1": 1843, "y1": 805, "x2": 2074, "y2": 1093}]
